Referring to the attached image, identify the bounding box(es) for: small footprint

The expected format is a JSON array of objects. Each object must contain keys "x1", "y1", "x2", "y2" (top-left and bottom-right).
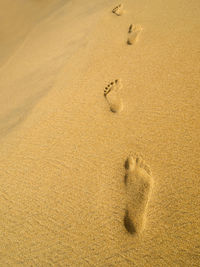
[
  {"x1": 112, "y1": 4, "x2": 124, "y2": 16},
  {"x1": 124, "y1": 155, "x2": 153, "y2": 234},
  {"x1": 127, "y1": 24, "x2": 143, "y2": 45},
  {"x1": 104, "y1": 80, "x2": 123, "y2": 113}
]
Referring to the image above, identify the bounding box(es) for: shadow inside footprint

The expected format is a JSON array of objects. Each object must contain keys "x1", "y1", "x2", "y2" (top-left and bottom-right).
[
  {"x1": 124, "y1": 158, "x2": 130, "y2": 170},
  {"x1": 128, "y1": 24, "x2": 133, "y2": 33},
  {"x1": 124, "y1": 173, "x2": 128, "y2": 185},
  {"x1": 124, "y1": 209, "x2": 136, "y2": 234}
]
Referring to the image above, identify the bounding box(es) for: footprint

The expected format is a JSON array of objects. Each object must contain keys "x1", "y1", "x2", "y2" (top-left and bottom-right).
[
  {"x1": 124, "y1": 155, "x2": 153, "y2": 234},
  {"x1": 112, "y1": 4, "x2": 124, "y2": 16},
  {"x1": 104, "y1": 79, "x2": 123, "y2": 113},
  {"x1": 127, "y1": 24, "x2": 143, "y2": 45}
]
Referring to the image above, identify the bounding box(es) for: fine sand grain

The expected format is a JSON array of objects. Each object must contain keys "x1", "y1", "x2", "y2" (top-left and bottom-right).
[{"x1": 0, "y1": 0, "x2": 199, "y2": 266}]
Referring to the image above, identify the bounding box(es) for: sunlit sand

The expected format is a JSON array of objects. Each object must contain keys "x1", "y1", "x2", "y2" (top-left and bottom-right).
[{"x1": 0, "y1": 0, "x2": 199, "y2": 266}]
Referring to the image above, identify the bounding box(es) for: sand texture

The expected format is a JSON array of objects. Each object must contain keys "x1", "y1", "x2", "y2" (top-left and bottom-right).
[{"x1": 0, "y1": 0, "x2": 200, "y2": 266}]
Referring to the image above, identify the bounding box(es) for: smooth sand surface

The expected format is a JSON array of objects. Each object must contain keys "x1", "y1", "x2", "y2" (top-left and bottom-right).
[{"x1": 0, "y1": 0, "x2": 199, "y2": 266}]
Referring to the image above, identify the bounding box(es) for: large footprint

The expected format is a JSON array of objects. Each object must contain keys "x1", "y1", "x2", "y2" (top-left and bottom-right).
[
  {"x1": 104, "y1": 79, "x2": 123, "y2": 113},
  {"x1": 127, "y1": 24, "x2": 143, "y2": 45},
  {"x1": 124, "y1": 155, "x2": 153, "y2": 234}
]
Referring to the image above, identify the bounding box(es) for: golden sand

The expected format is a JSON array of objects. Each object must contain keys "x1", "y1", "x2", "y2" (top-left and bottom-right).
[{"x1": 0, "y1": 0, "x2": 199, "y2": 265}]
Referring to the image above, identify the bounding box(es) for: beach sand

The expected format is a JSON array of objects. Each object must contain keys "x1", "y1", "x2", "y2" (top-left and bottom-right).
[{"x1": 0, "y1": 0, "x2": 199, "y2": 266}]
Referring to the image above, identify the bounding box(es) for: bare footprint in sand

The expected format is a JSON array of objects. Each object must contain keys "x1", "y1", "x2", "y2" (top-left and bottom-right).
[
  {"x1": 112, "y1": 4, "x2": 124, "y2": 16},
  {"x1": 104, "y1": 79, "x2": 123, "y2": 113},
  {"x1": 124, "y1": 155, "x2": 153, "y2": 234},
  {"x1": 127, "y1": 24, "x2": 143, "y2": 45}
]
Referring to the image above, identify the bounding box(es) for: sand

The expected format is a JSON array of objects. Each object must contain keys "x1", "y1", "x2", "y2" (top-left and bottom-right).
[{"x1": 0, "y1": 0, "x2": 199, "y2": 266}]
